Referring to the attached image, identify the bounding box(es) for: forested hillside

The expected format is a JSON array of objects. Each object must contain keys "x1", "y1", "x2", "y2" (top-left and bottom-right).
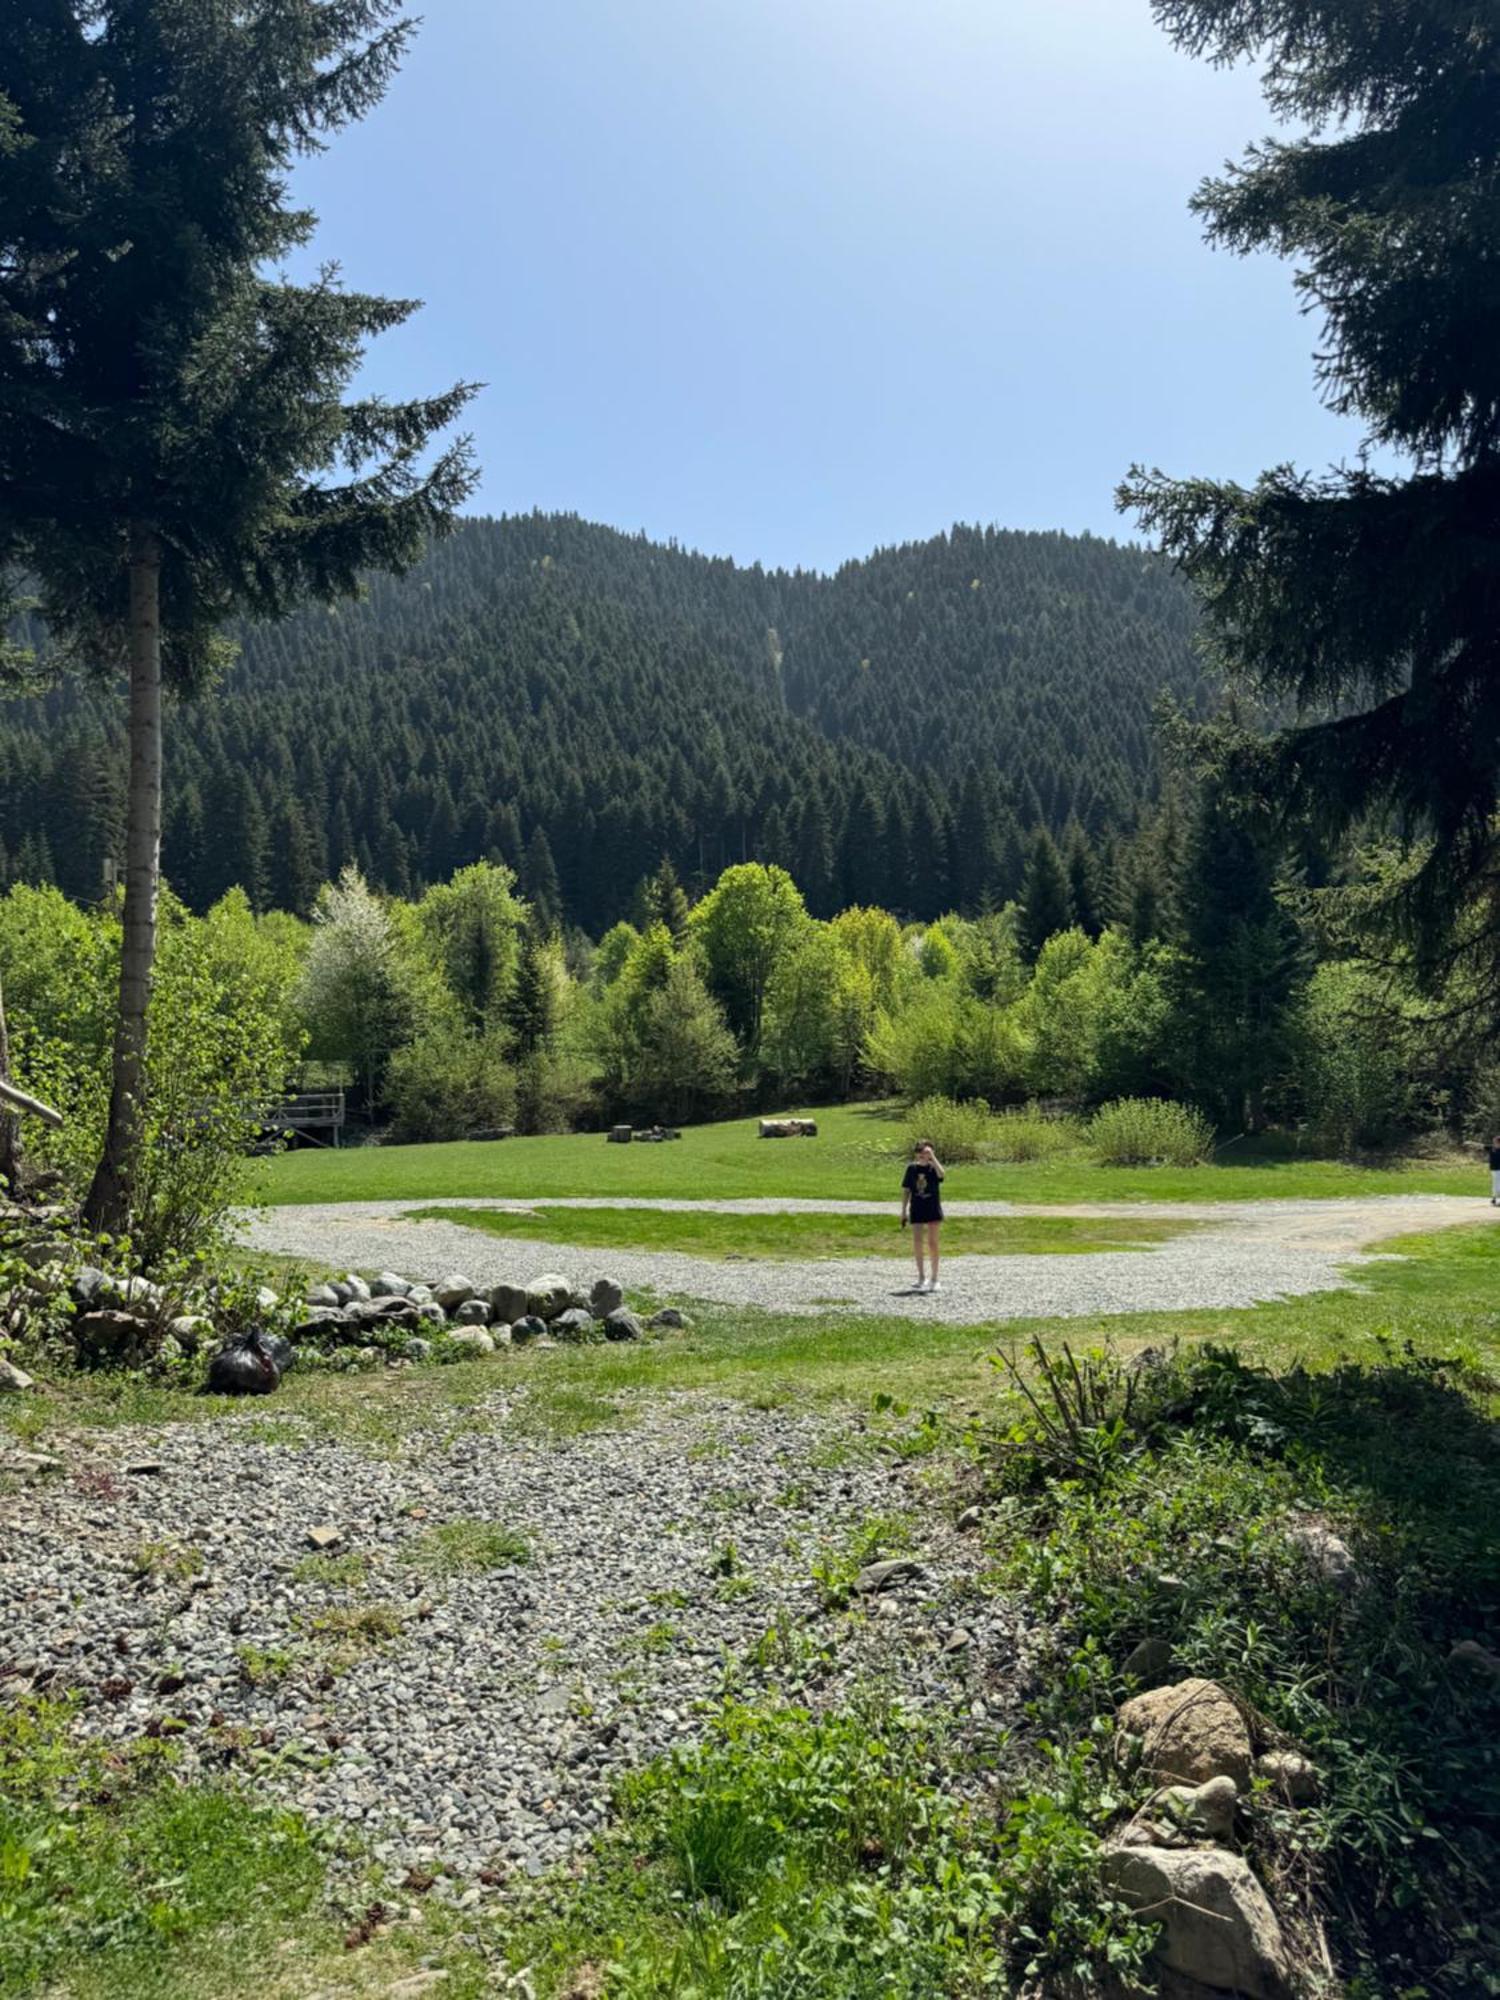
[{"x1": 0, "y1": 513, "x2": 1206, "y2": 931}]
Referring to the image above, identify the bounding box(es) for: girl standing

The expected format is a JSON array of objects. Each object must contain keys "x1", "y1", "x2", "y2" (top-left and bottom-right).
[{"x1": 901, "y1": 1141, "x2": 946, "y2": 1293}]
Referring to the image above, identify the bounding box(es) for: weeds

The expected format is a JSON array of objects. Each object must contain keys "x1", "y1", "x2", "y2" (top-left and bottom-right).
[{"x1": 406, "y1": 1517, "x2": 533, "y2": 1576}]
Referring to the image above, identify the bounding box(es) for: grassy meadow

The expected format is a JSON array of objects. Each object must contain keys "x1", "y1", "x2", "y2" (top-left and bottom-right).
[{"x1": 256, "y1": 1101, "x2": 1485, "y2": 1207}]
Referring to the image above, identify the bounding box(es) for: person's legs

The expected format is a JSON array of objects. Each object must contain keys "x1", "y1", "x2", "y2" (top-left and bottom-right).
[
  {"x1": 912, "y1": 1222, "x2": 926, "y2": 1286},
  {"x1": 1491, "y1": 1168, "x2": 1500, "y2": 1205},
  {"x1": 926, "y1": 1221, "x2": 941, "y2": 1289}
]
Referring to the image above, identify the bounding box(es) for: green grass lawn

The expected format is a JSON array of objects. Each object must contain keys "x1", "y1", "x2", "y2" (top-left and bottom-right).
[
  {"x1": 256, "y1": 1102, "x2": 1484, "y2": 1208},
  {"x1": 410, "y1": 1203, "x2": 1196, "y2": 1260}
]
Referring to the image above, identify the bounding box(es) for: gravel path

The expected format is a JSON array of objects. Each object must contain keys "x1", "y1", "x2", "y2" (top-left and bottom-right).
[
  {"x1": 245, "y1": 1194, "x2": 1491, "y2": 1327},
  {"x1": 2, "y1": 1398, "x2": 1000, "y2": 1890}
]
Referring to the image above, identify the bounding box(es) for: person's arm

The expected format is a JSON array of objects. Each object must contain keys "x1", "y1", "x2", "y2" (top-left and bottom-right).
[
  {"x1": 900, "y1": 1165, "x2": 910, "y2": 1226},
  {"x1": 931, "y1": 1155, "x2": 945, "y2": 1181}
]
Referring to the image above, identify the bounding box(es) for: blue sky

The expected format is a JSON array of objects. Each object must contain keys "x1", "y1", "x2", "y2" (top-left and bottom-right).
[{"x1": 292, "y1": 0, "x2": 1360, "y2": 573}]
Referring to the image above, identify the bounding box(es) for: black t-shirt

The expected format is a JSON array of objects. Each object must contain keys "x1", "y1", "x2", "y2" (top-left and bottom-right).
[
  {"x1": 1489, "y1": 1147, "x2": 1500, "y2": 1172},
  {"x1": 903, "y1": 1162, "x2": 945, "y2": 1214}
]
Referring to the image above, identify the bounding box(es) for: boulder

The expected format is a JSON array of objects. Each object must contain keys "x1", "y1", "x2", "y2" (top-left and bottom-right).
[
  {"x1": 306, "y1": 1283, "x2": 341, "y2": 1309},
  {"x1": 342, "y1": 1273, "x2": 372, "y2": 1304},
  {"x1": 452, "y1": 1298, "x2": 490, "y2": 1327},
  {"x1": 589, "y1": 1277, "x2": 625, "y2": 1319},
  {"x1": 20, "y1": 1238, "x2": 71, "y2": 1269},
  {"x1": 552, "y1": 1307, "x2": 599, "y2": 1344},
  {"x1": 416, "y1": 1302, "x2": 447, "y2": 1327},
  {"x1": 167, "y1": 1314, "x2": 213, "y2": 1355},
  {"x1": 489, "y1": 1322, "x2": 513, "y2": 1347},
  {"x1": 1255, "y1": 1750, "x2": 1319, "y2": 1803},
  {"x1": 253, "y1": 1286, "x2": 280, "y2": 1314},
  {"x1": 647, "y1": 1307, "x2": 690, "y2": 1331},
  {"x1": 1123, "y1": 1635, "x2": 1174, "y2": 1685},
  {"x1": 1101, "y1": 1845, "x2": 1292, "y2": 2000},
  {"x1": 527, "y1": 1274, "x2": 573, "y2": 1320},
  {"x1": 0, "y1": 1357, "x2": 35, "y2": 1392},
  {"x1": 434, "y1": 1274, "x2": 476, "y2": 1313},
  {"x1": 447, "y1": 1326, "x2": 495, "y2": 1356},
  {"x1": 116, "y1": 1275, "x2": 164, "y2": 1318},
  {"x1": 71, "y1": 1266, "x2": 114, "y2": 1307},
  {"x1": 1119, "y1": 1774, "x2": 1239, "y2": 1849},
  {"x1": 509, "y1": 1315, "x2": 548, "y2": 1345},
  {"x1": 1115, "y1": 1679, "x2": 1252, "y2": 1790},
  {"x1": 1284, "y1": 1512, "x2": 1358, "y2": 1594},
  {"x1": 408, "y1": 1284, "x2": 435, "y2": 1307},
  {"x1": 488, "y1": 1282, "x2": 530, "y2": 1325},
  {"x1": 372, "y1": 1272, "x2": 413, "y2": 1298},
  {"x1": 74, "y1": 1308, "x2": 157, "y2": 1368},
  {"x1": 603, "y1": 1307, "x2": 643, "y2": 1342},
  {"x1": 607, "y1": 1125, "x2": 633, "y2": 1143},
  {"x1": 404, "y1": 1336, "x2": 433, "y2": 1363}
]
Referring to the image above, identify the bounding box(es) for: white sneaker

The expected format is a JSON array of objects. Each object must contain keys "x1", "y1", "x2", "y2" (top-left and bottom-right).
[
  {"x1": 929, "y1": 1280, "x2": 942, "y2": 1295},
  {"x1": 915, "y1": 1277, "x2": 930, "y2": 1293}
]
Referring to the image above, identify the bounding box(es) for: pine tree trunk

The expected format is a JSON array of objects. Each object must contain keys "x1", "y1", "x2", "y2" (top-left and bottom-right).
[
  {"x1": 85, "y1": 527, "x2": 163, "y2": 1235},
  {"x1": 0, "y1": 967, "x2": 19, "y2": 1194}
]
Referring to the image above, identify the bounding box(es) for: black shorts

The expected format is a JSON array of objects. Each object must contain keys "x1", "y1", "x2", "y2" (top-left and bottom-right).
[{"x1": 909, "y1": 1201, "x2": 943, "y2": 1225}]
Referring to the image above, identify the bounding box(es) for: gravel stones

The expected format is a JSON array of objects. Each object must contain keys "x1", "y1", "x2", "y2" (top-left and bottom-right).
[{"x1": 1, "y1": 1398, "x2": 994, "y2": 1886}]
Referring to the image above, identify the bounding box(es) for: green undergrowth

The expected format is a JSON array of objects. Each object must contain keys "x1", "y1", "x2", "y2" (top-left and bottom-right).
[
  {"x1": 981, "y1": 1338, "x2": 1500, "y2": 1996},
  {"x1": 413, "y1": 1202, "x2": 1193, "y2": 1259},
  {"x1": 493, "y1": 1700, "x2": 1153, "y2": 1998},
  {"x1": 0, "y1": 1696, "x2": 490, "y2": 1999},
  {"x1": 259, "y1": 1101, "x2": 1482, "y2": 1206}
]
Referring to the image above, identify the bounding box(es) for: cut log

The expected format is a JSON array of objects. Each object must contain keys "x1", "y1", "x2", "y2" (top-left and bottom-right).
[{"x1": 0, "y1": 1078, "x2": 64, "y2": 1130}]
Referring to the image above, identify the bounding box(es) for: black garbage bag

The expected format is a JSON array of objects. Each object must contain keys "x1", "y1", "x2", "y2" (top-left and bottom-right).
[{"x1": 206, "y1": 1329, "x2": 283, "y2": 1396}]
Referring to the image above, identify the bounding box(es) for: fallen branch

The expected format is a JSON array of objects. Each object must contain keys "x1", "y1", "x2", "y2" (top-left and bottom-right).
[{"x1": 0, "y1": 1077, "x2": 64, "y2": 1129}]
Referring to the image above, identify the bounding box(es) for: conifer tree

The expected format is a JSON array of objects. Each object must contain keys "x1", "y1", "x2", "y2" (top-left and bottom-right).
[
  {"x1": 1126, "y1": 2, "x2": 1500, "y2": 993},
  {"x1": 1018, "y1": 827, "x2": 1072, "y2": 959},
  {"x1": 0, "y1": 0, "x2": 476, "y2": 1231},
  {"x1": 523, "y1": 827, "x2": 563, "y2": 931}
]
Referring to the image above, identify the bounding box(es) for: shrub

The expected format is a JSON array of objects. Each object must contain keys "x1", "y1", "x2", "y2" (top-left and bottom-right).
[
  {"x1": 1087, "y1": 1096, "x2": 1213, "y2": 1167},
  {"x1": 385, "y1": 1025, "x2": 516, "y2": 1143},
  {"x1": 988, "y1": 1105, "x2": 1083, "y2": 1161},
  {"x1": 902, "y1": 1095, "x2": 995, "y2": 1162}
]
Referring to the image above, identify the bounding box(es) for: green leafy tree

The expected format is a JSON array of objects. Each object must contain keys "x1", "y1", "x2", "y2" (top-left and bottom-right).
[
  {"x1": 625, "y1": 957, "x2": 738, "y2": 1125},
  {"x1": 295, "y1": 867, "x2": 426, "y2": 1117},
  {"x1": 1125, "y1": 1, "x2": 1500, "y2": 998},
  {"x1": 689, "y1": 863, "x2": 810, "y2": 1051},
  {"x1": 413, "y1": 861, "x2": 524, "y2": 1033},
  {"x1": 0, "y1": 0, "x2": 476, "y2": 1234}
]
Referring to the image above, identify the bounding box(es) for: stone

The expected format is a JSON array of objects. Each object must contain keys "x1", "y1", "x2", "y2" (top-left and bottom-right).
[
  {"x1": 1116, "y1": 1679, "x2": 1252, "y2": 1790},
  {"x1": 306, "y1": 1525, "x2": 344, "y2": 1551},
  {"x1": 74, "y1": 1309, "x2": 157, "y2": 1368},
  {"x1": 167, "y1": 1314, "x2": 213, "y2": 1354},
  {"x1": 646, "y1": 1307, "x2": 689, "y2": 1330},
  {"x1": 6, "y1": 1450, "x2": 61, "y2": 1474},
  {"x1": 853, "y1": 1558, "x2": 927, "y2": 1595},
  {"x1": 489, "y1": 1282, "x2": 530, "y2": 1325},
  {"x1": 1120, "y1": 1774, "x2": 1239, "y2": 1850},
  {"x1": 588, "y1": 1277, "x2": 625, "y2": 1319},
  {"x1": 603, "y1": 1308, "x2": 643, "y2": 1343},
  {"x1": 943, "y1": 1628, "x2": 972, "y2": 1653},
  {"x1": 509, "y1": 1315, "x2": 548, "y2": 1346},
  {"x1": 254, "y1": 1286, "x2": 280, "y2": 1314},
  {"x1": 1449, "y1": 1638, "x2": 1500, "y2": 1681},
  {"x1": 451, "y1": 1299, "x2": 490, "y2": 1326},
  {"x1": 446, "y1": 1327, "x2": 495, "y2": 1357},
  {"x1": 403, "y1": 1337, "x2": 433, "y2": 1363},
  {"x1": 0, "y1": 1356, "x2": 35, "y2": 1392},
  {"x1": 489, "y1": 1322, "x2": 513, "y2": 1347},
  {"x1": 342, "y1": 1273, "x2": 372, "y2": 1302},
  {"x1": 115, "y1": 1275, "x2": 164, "y2": 1318},
  {"x1": 956, "y1": 1505, "x2": 982, "y2": 1532},
  {"x1": 124, "y1": 1459, "x2": 164, "y2": 1477},
  {"x1": 1123, "y1": 1636, "x2": 1174, "y2": 1685},
  {"x1": 1284, "y1": 1512, "x2": 1357, "y2": 1593},
  {"x1": 552, "y1": 1308, "x2": 598, "y2": 1344},
  {"x1": 407, "y1": 1284, "x2": 435, "y2": 1307},
  {"x1": 372, "y1": 1272, "x2": 413, "y2": 1298},
  {"x1": 607, "y1": 1125, "x2": 633, "y2": 1143},
  {"x1": 1255, "y1": 1750, "x2": 1319, "y2": 1803},
  {"x1": 70, "y1": 1266, "x2": 113, "y2": 1306},
  {"x1": 416, "y1": 1303, "x2": 447, "y2": 1327},
  {"x1": 306, "y1": 1283, "x2": 341, "y2": 1309},
  {"x1": 434, "y1": 1275, "x2": 476, "y2": 1313},
  {"x1": 1101, "y1": 1845, "x2": 1292, "y2": 2000},
  {"x1": 526, "y1": 1274, "x2": 573, "y2": 1320}
]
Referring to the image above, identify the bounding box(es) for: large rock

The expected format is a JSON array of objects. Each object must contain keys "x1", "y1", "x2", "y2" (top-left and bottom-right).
[
  {"x1": 434, "y1": 1274, "x2": 477, "y2": 1313},
  {"x1": 1255, "y1": 1750, "x2": 1319, "y2": 1803},
  {"x1": 115, "y1": 1275, "x2": 164, "y2": 1319},
  {"x1": 74, "y1": 1308, "x2": 158, "y2": 1368},
  {"x1": 341, "y1": 1273, "x2": 372, "y2": 1304},
  {"x1": 1119, "y1": 1775, "x2": 1239, "y2": 1850},
  {"x1": 1116, "y1": 1679, "x2": 1252, "y2": 1790},
  {"x1": 70, "y1": 1266, "x2": 114, "y2": 1307},
  {"x1": 306, "y1": 1283, "x2": 341, "y2": 1309},
  {"x1": 509, "y1": 1315, "x2": 548, "y2": 1346},
  {"x1": 372, "y1": 1272, "x2": 413, "y2": 1298},
  {"x1": 552, "y1": 1307, "x2": 600, "y2": 1344},
  {"x1": 1284, "y1": 1513, "x2": 1358, "y2": 1594},
  {"x1": 167, "y1": 1314, "x2": 213, "y2": 1355},
  {"x1": 489, "y1": 1282, "x2": 530, "y2": 1325},
  {"x1": 589, "y1": 1277, "x2": 625, "y2": 1319},
  {"x1": 451, "y1": 1299, "x2": 490, "y2": 1327},
  {"x1": 446, "y1": 1326, "x2": 495, "y2": 1357},
  {"x1": 1101, "y1": 1845, "x2": 1292, "y2": 2000},
  {"x1": 647, "y1": 1307, "x2": 690, "y2": 1330},
  {"x1": 0, "y1": 1357, "x2": 35, "y2": 1392},
  {"x1": 527, "y1": 1274, "x2": 573, "y2": 1320},
  {"x1": 603, "y1": 1307, "x2": 643, "y2": 1342}
]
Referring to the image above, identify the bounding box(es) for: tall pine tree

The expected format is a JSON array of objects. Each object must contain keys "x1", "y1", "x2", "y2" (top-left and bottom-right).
[{"x1": 0, "y1": 0, "x2": 476, "y2": 1232}]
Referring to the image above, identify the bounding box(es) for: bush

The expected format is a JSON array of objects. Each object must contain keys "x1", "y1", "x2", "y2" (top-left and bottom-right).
[
  {"x1": 988, "y1": 1106, "x2": 1083, "y2": 1162},
  {"x1": 385, "y1": 1025, "x2": 517, "y2": 1143},
  {"x1": 902, "y1": 1095, "x2": 995, "y2": 1162},
  {"x1": 1087, "y1": 1096, "x2": 1213, "y2": 1167}
]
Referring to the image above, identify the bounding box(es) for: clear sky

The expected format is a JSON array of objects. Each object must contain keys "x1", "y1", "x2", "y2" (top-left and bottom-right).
[{"x1": 290, "y1": 0, "x2": 1359, "y2": 574}]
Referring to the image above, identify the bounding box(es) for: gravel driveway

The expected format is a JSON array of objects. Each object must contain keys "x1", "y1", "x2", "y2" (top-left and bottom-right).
[{"x1": 244, "y1": 1194, "x2": 1491, "y2": 1326}]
